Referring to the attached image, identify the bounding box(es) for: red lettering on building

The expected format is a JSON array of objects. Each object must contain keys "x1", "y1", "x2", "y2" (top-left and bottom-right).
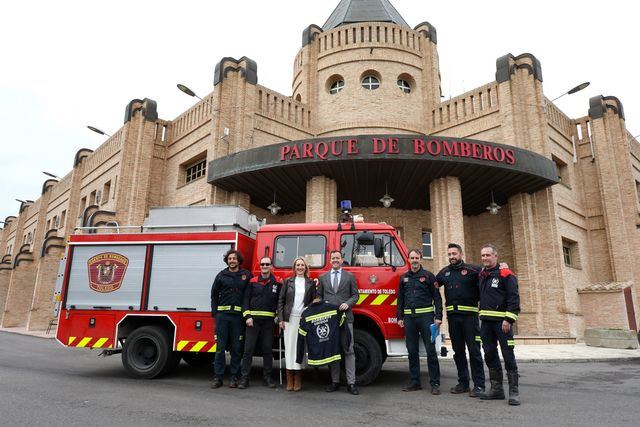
[
  {"x1": 302, "y1": 143, "x2": 313, "y2": 158},
  {"x1": 280, "y1": 146, "x2": 291, "y2": 161},
  {"x1": 373, "y1": 138, "x2": 386, "y2": 154},
  {"x1": 442, "y1": 140, "x2": 458, "y2": 156},
  {"x1": 482, "y1": 144, "x2": 494, "y2": 161},
  {"x1": 494, "y1": 147, "x2": 505, "y2": 162},
  {"x1": 388, "y1": 138, "x2": 400, "y2": 154},
  {"x1": 460, "y1": 141, "x2": 471, "y2": 157},
  {"x1": 427, "y1": 140, "x2": 441, "y2": 156},
  {"x1": 330, "y1": 140, "x2": 344, "y2": 156},
  {"x1": 471, "y1": 143, "x2": 482, "y2": 159},
  {"x1": 505, "y1": 149, "x2": 516, "y2": 165},
  {"x1": 413, "y1": 139, "x2": 426, "y2": 154},
  {"x1": 347, "y1": 139, "x2": 360, "y2": 154},
  {"x1": 316, "y1": 142, "x2": 329, "y2": 160}
]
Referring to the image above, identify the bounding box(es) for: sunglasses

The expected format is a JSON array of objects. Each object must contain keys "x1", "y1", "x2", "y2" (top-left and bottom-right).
[{"x1": 260, "y1": 263, "x2": 271, "y2": 266}]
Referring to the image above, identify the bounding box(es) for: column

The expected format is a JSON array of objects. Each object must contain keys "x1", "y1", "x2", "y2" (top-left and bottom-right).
[
  {"x1": 429, "y1": 177, "x2": 465, "y2": 270},
  {"x1": 305, "y1": 176, "x2": 337, "y2": 223}
]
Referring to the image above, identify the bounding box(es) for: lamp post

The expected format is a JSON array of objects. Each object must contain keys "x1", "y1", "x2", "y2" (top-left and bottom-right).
[
  {"x1": 42, "y1": 171, "x2": 61, "y2": 180},
  {"x1": 177, "y1": 83, "x2": 215, "y2": 109},
  {"x1": 550, "y1": 81, "x2": 590, "y2": 102},
  {"x1": 87, "y1": 126, "x2": 111, "y2": 137}
]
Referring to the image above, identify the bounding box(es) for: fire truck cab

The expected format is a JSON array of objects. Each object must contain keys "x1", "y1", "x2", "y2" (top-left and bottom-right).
[{"x1": 55, "y1": 206, "x2": 414, "y2": 384}]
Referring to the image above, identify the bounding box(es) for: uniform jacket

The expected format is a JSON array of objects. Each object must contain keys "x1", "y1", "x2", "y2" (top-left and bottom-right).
[
  {"x1": 210, "y1": 268, "x2": 252, "y2": 316},
  {"x1": 397, "y1": 267, "x2": 442, "y2": 321},
  {"x1": 478, "y1": 264, "x2": 520, "y2": 323},
  {"x1": 277, "y1": 276, "x2": 315, "y2": 322},
  {"x1": 296, "y1": 300, "x2": 350, "y2": 366},
  {"x1": 436, "y1": 262, "x2": 481, "y2": 315},
  {"x1": 242, "y1": 274, "x2": 282, "y2": 320},
  {"x1": 317, "y1": 269, "x2": 359, "y2": 323}
]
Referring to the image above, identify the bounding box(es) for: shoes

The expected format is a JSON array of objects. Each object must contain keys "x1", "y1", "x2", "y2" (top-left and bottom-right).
[
  {"x1": 326, "y1": 382, "x2": 340, "y2": 392},
  {"x1": 347, "y1": 384, "x2": 360, "y2": 395},
  {"x1": 285, "y1": 370, "x2": 294, "y2": 391},
  {"x1": 238, "y1": 377, "x2": 249, "y2": 389},
  {"x1": 293, "y1": 370, "x2": 302, "y2": 392},
  {"x1": 402, "y1": 383, "x2": 422, "y2": 392},
  {"x1": 431, "y1": 386, "x2": 441, "y2": 395},
  {"x1": 469, "y1": 386, "x2": 485, "y2": 398},
  {"x1": 229, "y1": 377, "x2": 239, "y2": 388},
  {"x1": 210, "y1": 378, "x2": 222, "y2": 389},
  {"x1": 507, "y1": 370, "x2": 521, "y2": 406},
  {"x1": 450, "y1": 383, "x2": 470, "y2": 394},
  {"x1": 263, "y1": 378, "x2": 276, "y2": 388},
  {"x1": 480, "y1": 368, "x2": 505, "y2": 400}
]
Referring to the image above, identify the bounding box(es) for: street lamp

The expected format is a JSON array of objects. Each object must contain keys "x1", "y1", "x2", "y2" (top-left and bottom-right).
[
  {"x1": 551, "y1": 82, "x2": 590, "y2": 102},
  {"x1": 15, "y1": 198, "x2": 26, "y2": 204},
  {"x1": 42, "y1": 171, "x2": 61, "y2": 180},
  {"x1": 87, "y1": 126, "x2": 111, "y2": 137},
  {"x1": 177, "y1": 83, "x2": 215, "y2": 108}
]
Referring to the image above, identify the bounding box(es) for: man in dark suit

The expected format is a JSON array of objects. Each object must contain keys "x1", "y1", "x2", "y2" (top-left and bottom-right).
[{"x1": 318, "y1": 250, "x2": 360, "y2": 395}]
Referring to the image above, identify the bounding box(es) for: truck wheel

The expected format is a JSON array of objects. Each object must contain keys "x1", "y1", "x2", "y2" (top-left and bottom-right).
[
  {"x1": 354, "y1": 329, "x2": 383, "y2": 386},
  {"x1": 181, "y1": 352, "x2": 213, "y2": 367},
  {"x1": 122, "y1": 326, "x2": 172, "y2": 379}
]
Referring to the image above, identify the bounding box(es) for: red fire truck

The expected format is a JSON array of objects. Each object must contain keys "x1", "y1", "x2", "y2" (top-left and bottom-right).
[{"x1": 55, "y1": 205, "x2": 421, "y2": 384}]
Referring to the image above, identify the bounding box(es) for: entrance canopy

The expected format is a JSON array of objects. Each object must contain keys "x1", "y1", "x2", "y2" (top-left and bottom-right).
[{"x1": 208, "y1": 134, "x2": 558, "y2": 215}]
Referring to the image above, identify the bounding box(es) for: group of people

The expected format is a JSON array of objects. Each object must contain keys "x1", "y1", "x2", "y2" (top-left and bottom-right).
[
  {"x1": 210, "y1": 249, "x2": 360, "y2": 395},
  {"x1": 209, "y1": 242, "x2": 521, "y2": 406},
  {"x1": 397, "y1": 243, "x2": 521, "y2": 406}
]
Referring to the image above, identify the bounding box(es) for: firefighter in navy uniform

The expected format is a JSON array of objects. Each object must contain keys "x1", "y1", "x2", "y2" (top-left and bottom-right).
[
  {"x1": 436, "y1": 243, "x2": 485, "y2": 397},
  {"x1": 210, "y1": 249, "x2": 252, "y2": 389},
  {"x1": 238, "y1": 256, "x2": 281, "y2": 389},
  {"x1": 478, "y1": 244, "x2": 521, "y2": 406},
  {"x1": 397, "y1": 249, "x2": 443, "y2": 395}
]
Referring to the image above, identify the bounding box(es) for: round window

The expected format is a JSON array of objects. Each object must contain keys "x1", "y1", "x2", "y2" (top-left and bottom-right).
[{"x1": 361, "y1": 75, "x2": 380, "y2": 90}]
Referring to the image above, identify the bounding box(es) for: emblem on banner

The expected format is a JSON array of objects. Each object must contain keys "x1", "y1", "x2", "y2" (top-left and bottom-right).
[{"x1": 87, "y1": 252, "x2": 129, "y2": 293}]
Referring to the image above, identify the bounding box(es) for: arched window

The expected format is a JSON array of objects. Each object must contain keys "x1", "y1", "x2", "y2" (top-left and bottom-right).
[
  {"x1": 329, "y1": 80, "x2": 345, "y2": 94},
  {"x1": 397, "y1": 79, "x2": 411, "y2": 93}
]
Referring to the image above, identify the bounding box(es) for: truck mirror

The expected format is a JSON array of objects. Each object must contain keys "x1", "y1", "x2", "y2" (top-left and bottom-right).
[
  {"x1": 355, "y1": 231, "x2": 375, "y2": 245},
  {"x1": 373, "y1": 238, "x2": 384, "y2": 258}
]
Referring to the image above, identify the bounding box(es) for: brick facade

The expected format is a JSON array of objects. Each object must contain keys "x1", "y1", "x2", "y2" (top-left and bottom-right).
[{"x1": 1, "y1": 1, "x2": 639, "y2": 337}]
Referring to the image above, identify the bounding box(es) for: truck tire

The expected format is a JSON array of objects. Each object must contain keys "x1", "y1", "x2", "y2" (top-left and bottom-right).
[
  {"x1": 122, "y1": 326, "x2": 172, "y2": 379},
  {"x1": 354, "y1": 329, "x2": 383, "y2": 386}
]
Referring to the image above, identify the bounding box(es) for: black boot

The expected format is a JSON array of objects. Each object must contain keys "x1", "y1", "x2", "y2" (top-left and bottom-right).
[
  {"x1": 238, "y1": 376, "x2": 250, "y2": 389},
  {"x1": 507, "y1": 370, "x2": 520, "y2": 406},
  {"x1": 480, "y1": 368, "x2": 505, "y2": 400}
]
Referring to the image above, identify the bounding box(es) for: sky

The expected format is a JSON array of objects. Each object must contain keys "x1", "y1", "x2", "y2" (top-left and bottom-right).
[{"x1": 1, "y1": 0, "x2": 639, "y2": 223}]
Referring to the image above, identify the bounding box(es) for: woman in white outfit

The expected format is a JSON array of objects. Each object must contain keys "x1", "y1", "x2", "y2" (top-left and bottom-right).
[{"x1": 277, "y1": 257, "x2": 315, "y2": 391}]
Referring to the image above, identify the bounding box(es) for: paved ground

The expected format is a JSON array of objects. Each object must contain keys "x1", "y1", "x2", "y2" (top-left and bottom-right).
[{"x1": 1, "y1": 331, "x2": 640, "y2": 426}]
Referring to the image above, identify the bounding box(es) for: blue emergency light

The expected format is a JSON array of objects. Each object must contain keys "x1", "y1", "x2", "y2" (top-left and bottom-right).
[{"x1": 340, "y1": 200, "x2": 352, "y2": 213}]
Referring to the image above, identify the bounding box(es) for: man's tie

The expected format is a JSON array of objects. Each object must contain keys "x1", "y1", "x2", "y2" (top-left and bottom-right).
[{"x1": 333, "y1": 270, "x2": 339, "y2": 293}]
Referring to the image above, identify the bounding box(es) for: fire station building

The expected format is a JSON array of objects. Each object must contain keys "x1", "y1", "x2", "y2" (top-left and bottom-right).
[{"x1": 1, "y1": 0, "x2": 639, "y2": 341}]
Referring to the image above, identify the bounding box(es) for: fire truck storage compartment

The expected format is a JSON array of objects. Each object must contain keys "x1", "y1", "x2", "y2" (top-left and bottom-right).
[
  {"x1": 66, "y1": 245, "x2": 147, "y2": 310},
  {"x1": 66, "y1": 313, "x2": 116, "y2": 348},
  {"x1": 147, "y1": 243, "x2": 231, "y2": 311}
]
